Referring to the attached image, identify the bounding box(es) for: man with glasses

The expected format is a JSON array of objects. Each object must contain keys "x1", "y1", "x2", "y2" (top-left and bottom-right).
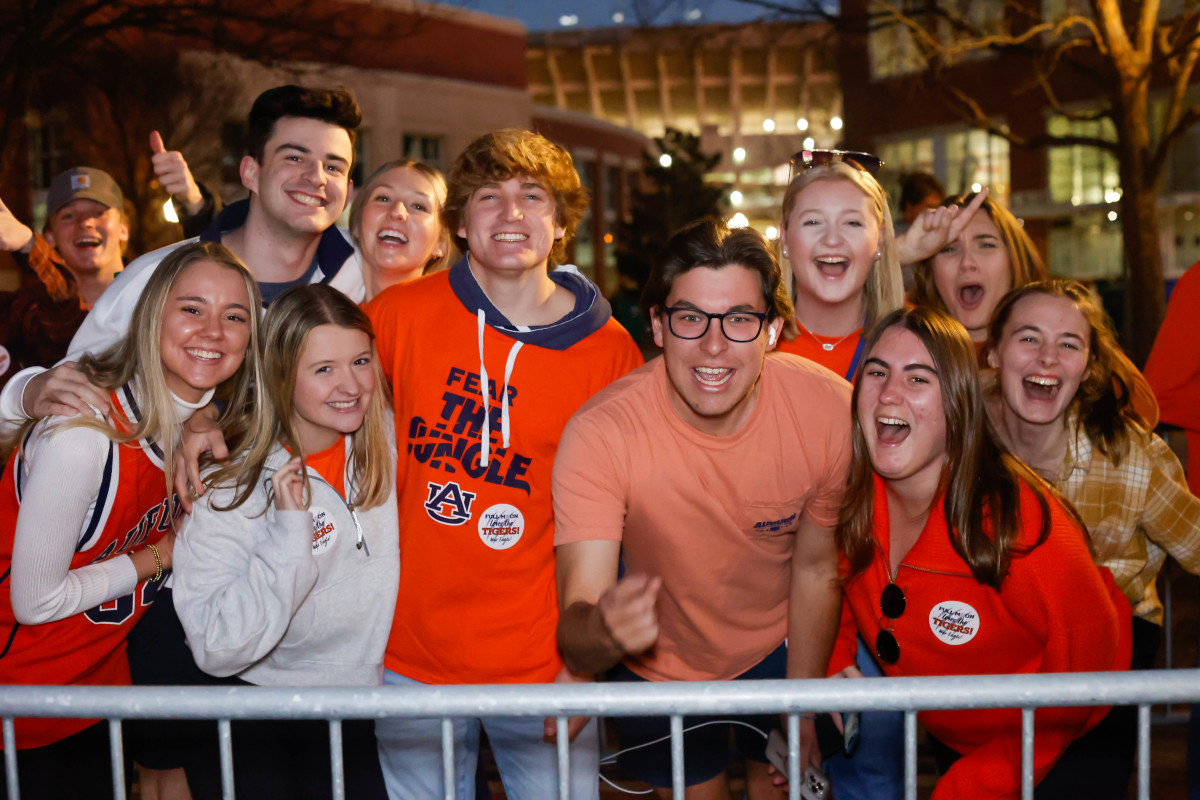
[{"x1": 552, "y1": 219, "x2": 851, "y2": 798}]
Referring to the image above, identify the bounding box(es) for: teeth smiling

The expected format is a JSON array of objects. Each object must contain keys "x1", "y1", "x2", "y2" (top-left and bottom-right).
[
  {"x1": 493, "y1": 233, "x2": 527, "y2": 242},
  {"x1": 695, "y1": 366, "x2": 732, "y2": 386},
  {"x1": 816, "y1": 256, "x2": 847, "y2": 264},
  {"x1": 378, "y1": 230, "x2": 408, "y2": 243},
  {"x1": 186, "y1": 348, "x2": 221, "y2": 361},
  {"x1": 289, "y1": 192, "x2": 324, "y2": 207},
  {"x1": 877, "y1": 416, "x2": 908, "y2": 427},
  {"x1": 328, "y1": 400, "x2": 359, "y2": 409},
  {"x1": 74, "y1": 237, "x2": 102, "y2": 247},
  {"x1": 1024, "y1": 376, "x2": 1060, "y2": 386}
]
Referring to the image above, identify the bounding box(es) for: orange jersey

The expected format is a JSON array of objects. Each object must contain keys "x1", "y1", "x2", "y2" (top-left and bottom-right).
[
  {"x1": 775, "y1": 323, "x2": 864, "y2": 382},
  {"x1": 0, "y1": 387, "x2": 177, "y2": 748},
  {"x1": 366, "y1": 262, "x2": 642, "y2": 684}
]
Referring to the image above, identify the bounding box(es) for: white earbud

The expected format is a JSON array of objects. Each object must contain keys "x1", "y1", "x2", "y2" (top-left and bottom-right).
[{"x1": 768, "y1": 329, "x2": 777, "y2": 346}]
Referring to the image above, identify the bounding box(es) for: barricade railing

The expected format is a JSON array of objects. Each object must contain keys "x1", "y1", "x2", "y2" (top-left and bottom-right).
[{"x1": 3, "y1": 669, "x2": 1199, "y2": 800}]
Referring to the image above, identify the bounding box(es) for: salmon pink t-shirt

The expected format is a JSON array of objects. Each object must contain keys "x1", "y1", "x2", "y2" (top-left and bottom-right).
[{"x1": 553, "y1": 353, "x2": 852, "y2": 682}]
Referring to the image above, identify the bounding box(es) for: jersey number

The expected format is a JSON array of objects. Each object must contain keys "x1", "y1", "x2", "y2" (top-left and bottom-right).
[{"x1": 84, "y1": 572, "x2": 169, "y2": 626}]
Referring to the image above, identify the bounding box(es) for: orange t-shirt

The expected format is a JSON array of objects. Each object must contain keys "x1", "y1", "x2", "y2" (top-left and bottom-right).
[
  {"x1": 775, "y1": 323, "x2": 864, "y2": 382},
  {"x1": 553, "y1": 354, "x2": 853, "y2": 682},
  {"x1": 366, "y1": 270, "x2": 642, "y2": 685},
  {"x1": 301, "y1": 439, "x2": 347, "y2": 499}
]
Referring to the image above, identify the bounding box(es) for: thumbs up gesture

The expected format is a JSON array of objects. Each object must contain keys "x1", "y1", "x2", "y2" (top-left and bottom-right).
[{"x1": 150, "y1": 131, "x2": 204, "y2": 216}]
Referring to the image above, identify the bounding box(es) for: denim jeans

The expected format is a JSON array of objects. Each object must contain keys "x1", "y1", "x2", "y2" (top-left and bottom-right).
[
  {"x1": 375, "y1": 670, "x2": 600, "y2": 800},
  {"x1": 822, "y1": 637, "x2": 905, "y2": 800}
]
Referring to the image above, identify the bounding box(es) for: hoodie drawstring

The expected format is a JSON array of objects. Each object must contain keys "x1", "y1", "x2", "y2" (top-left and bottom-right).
[{"x1": 476, "y1": 309, "x2": 524, "y2": 467}]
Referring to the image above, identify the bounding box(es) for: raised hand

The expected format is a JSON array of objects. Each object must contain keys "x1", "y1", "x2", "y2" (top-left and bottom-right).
[
  {"x1": 0, "y1": 194, "x2": 34, "y2": 254},
  {"x1": 895, "y1": 187, "x2": 989, "y2": 265},
  {"x1": 150, "y1": 131, "x2": 204, "y2": 216}
]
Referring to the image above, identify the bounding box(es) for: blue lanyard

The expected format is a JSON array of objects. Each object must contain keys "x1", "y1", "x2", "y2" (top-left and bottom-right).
[{"x1": 845, "y1": 336, "x2": 866, "y2": 382}]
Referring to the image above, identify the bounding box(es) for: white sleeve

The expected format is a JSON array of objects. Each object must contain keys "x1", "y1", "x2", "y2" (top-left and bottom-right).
[
  {"x1": 328, "y1": 231, "x2": 365, "y2": 303},
  {"x1": 0, "y1": 242, "x2": 191, "y2": 434},
  {"x1": 0, "y1": 368, "x2": 39, "y2": 430},
  {"x1": 173, "y1": 496, "x2": 320, "y2": 677},
  {"x1": 67, "y1": 242, "x2": 190, "y2": 361},
  {"x1": 10, "y1": 423, "x2": 139, "y2": 624}
]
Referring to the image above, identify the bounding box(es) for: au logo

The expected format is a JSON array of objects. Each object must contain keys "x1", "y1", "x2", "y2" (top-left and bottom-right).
[{"x1": 424, "y1": 481, "x2": 476, "y2": 525}]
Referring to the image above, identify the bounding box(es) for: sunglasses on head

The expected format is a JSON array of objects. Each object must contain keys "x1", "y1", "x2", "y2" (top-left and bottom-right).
[
  {"x1": 790, "y1": 149, "x2": 884, "y2": 179},
  {"x1": 875, "y1": 582, "x2": 906, "y2": 665}
]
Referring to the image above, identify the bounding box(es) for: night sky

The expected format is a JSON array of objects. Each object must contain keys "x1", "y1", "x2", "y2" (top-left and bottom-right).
[{"x1": 445, "y1": 0, "x2": 781, "y2": 32}]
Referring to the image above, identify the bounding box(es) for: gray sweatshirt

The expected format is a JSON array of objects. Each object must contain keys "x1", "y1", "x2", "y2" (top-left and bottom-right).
[{"x1": 173, "y1": 439, "x2": 399, "y2": 687}]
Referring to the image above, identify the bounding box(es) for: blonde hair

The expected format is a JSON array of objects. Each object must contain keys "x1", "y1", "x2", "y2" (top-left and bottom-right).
[
  {"x1": 348, "y1": 159, "x2": 456, "y2": 276},
  {"x1": 38, "y1": 242, "x2": 264, "y2": 497},
  {"x1": 780, "y1": 163, "x2": 905, "y2": 332},
  {"x1": 209, "y1": 285, "x2": 392, "y2": 512}
]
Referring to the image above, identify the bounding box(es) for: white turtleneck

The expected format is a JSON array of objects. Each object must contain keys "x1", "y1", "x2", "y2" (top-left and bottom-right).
[{"x1": 10, "y1": 387, "x2": 212, "y2": 625}]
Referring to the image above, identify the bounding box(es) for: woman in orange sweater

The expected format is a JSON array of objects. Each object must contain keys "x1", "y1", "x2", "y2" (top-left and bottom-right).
[{"x1": 832, "y1": 304, "x2": 1132, "y2": 799}]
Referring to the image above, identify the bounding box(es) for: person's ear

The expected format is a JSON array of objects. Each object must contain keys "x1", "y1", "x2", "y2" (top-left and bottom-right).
[
  {"x1": 240, "y1": 155, "x2": 260, "y2": 195},
  {"x1": 986, "y1": 348, "x2": 999, "y2": 370},
  {"x1": 650, "y1": 307, "x2": 666, "y2": 349}
]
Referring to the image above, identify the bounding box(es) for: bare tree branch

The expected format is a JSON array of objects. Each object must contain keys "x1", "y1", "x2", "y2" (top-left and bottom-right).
[{"x1": 1152, "y1": 104, "x2": 1200, "y2": 181}]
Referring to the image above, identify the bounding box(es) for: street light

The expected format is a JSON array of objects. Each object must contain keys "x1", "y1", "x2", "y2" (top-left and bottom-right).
[
  {"x1": 763, "y1": 119, "x2": 775, "y2": 132},
  {"x1": 659, "y1": 153, "x2": 672, "y2": 168},
  {"x1": 733, "y1": 147, "x2": 746, "y2": 164},
  {"x1": 797, "y1": 118, "x2": 809, "y2": 131},
  {"x1": 729, "y1": 212, "x2": 749, "y2": 228},
  {"x1": 730, "y1": 190, "x2": 743, "y2": 206},
  {"x1": 803, "y1": 137, "x2": 815, "y2": 150},
  {"x1": 830, "y1": 116, "x2": 843, "y2": 130}
]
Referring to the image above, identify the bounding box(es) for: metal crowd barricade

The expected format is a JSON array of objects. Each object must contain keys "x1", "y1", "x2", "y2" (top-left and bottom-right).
[{"x1": 2, "y1": 669, "x2": 1199, "y2": 800}]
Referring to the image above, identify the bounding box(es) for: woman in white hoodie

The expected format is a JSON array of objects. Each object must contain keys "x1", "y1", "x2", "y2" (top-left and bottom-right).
[{"x1": 173, "y1": 284, "x2": 398, "y2": 800}]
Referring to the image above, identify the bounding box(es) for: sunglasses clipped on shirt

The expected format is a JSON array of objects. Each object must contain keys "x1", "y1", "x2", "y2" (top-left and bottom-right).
[
  {"x1": 789, "y1": 149, "x2": 884, "y2": 180},
  {"x1": 875, "y1": 582, "x2": 906, "y2": 665}
]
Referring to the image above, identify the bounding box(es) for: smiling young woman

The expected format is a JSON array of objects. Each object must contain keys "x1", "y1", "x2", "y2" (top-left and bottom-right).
[
  {"x1": 986, "y1": 279, "x2": 1200, "y2": 673},
  {"x1": 173, "y1": 284, "x2": 397, "y2": 799},
  {"x1": 833, "y1": 304, "x2": 1133, "y2": 800},
  {"x1": 911, "y1": 193, "x2": 1047, "y2": 351},
  {"x1": 348, "y1": 160, "x2": 455, "y2": 301},
  {"x1": 0, "y1": 242, "x2": 261, "y2": 798}
]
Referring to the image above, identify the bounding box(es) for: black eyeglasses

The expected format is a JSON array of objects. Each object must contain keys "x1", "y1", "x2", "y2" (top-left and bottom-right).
[
  {"x1": 875, "y1": 582, "x2": 906, "y2": 665},
  {"x1": 790, "y1": 149, "x2": 884, "y2": 179},
  {"x1": 663, "y1": 306, "x2": 768, "y2": 343}
]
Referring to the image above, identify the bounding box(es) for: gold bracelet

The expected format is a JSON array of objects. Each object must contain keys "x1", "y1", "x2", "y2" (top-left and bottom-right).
[{"x1": 146, "y1": 543, "x2": 163, "y2": 583}]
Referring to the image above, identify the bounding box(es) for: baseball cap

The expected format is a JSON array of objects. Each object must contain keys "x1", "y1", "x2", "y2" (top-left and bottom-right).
[{"x1": 46, "y1": 167, "x2": 124, "y2": 218}]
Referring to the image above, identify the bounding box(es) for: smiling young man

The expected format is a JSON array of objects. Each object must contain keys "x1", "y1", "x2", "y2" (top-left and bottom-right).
[
  {"x1": 364, "y1": 129, "x2": 641, "y2": 800},
  {"x1": 1, "y1": 84, "x2": 363, "y2": 422},
  {"x1": 552, "y1": 220, "x2": 851, "y2": 799}
]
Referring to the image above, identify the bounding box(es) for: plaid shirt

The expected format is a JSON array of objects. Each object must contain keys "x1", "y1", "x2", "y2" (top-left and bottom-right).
[{"x1": 1057, "y1": 415, "x2": 1200, "y2": 625}]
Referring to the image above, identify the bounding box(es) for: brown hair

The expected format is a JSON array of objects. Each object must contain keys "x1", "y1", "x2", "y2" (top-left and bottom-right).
[
  {"x1": 443, "y1": 129, "x2": 588, "y2": 268},
  {"x1": 639, "y1": 218, "x2": 793, "y2": 323},
  {"x1": 348, "y1": 159, "x2": 456, "y2": 275},
  {"x1": 839, "y1": 305, "x2": 1054, "y2": 588},
  {"x1": 988, "y1": 279, "x2": 1151, "y2": 464},
  {"x1": 911, "y1": 193, "x2": 1049, "y2": 315}
]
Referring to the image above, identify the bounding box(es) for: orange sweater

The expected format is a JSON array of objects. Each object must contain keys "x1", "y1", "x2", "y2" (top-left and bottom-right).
[{"x1": 832, "y1": 476, "x2": 1132, "y2": 799}]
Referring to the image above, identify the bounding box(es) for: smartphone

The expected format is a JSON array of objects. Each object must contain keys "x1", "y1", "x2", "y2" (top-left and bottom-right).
[{"x1": 765, "y1": 729, "x2": 831, "y2": 799}]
